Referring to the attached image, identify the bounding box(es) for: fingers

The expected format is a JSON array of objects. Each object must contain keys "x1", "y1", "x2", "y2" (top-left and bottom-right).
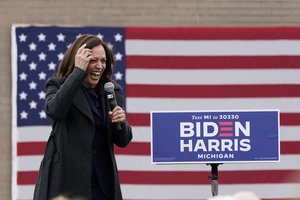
[
  {"x1": 78, "y1": 44, "x2": 91, "y2": 55},
  {"x1": 77, "y1": 43, "x2": 86, "y2": 53},
  {"x1": 109, "y1": 106, "x2": 126, "y2": 123},
  {"x1": 75, "y1": 44, "x2": 92, "y2": 71}
]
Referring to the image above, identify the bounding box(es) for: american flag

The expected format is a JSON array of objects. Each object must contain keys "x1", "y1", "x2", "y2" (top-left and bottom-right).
[{"x1": 12, "y1": 25, "x2": 300, "y2": 200}]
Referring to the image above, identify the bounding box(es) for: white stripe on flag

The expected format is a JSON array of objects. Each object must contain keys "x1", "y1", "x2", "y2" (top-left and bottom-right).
[
  {"x1": 16, "y1": 183, "x2": 300, "y2": 199},
  {"x1": 16, "y1": 185, "x2": 35, "y2": 200},
  {"x1": 116, "y1": 155, "x2": 300, "y2": 171},
  {"x1": 122, "y1": 183, "x2": 300, "y2": 199},
  {"x1": 126, "y1": 69, "x2": 300, "y2": 85},
  {"x1": 280, "y1": 126, "x2": 300, "y2": 141},
  {"x1": 126, "y1": 40, "x2": 300, "y2": 56},
  {"x1": 127, "y1": 98, "x2": 300, "y2": 113},
  {"x1": 17, "y1": 126, "x2": 51, "y2": 142}
]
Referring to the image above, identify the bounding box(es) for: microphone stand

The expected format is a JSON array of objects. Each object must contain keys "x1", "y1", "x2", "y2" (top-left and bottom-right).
[{"x1": 207, "y1": 163, "x2": 222, "y2": 196}]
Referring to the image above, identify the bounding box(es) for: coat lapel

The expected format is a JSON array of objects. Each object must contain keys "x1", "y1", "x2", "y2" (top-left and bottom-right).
[{"x1": 72, "y1": 89, "x2": 94, "y2": 124}]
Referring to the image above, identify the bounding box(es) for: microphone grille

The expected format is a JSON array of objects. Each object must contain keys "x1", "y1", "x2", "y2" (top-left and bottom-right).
[{"x1": 104, "y1": 82, "x2": 114, "y2": 92}]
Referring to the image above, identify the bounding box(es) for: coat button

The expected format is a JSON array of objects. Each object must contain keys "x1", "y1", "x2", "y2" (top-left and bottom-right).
[{"x1": 93, "y1": 149, "x2": 97, "y2": 154}]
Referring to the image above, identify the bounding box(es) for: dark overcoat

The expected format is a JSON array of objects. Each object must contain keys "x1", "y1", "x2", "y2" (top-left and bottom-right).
[{"x1": 33, "y1": 68, "x2": 133, "y2": 200}]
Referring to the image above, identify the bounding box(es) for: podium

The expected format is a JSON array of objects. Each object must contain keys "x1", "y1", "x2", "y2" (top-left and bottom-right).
[{"x1": 151, "y1": 110, "x2": 280, "y2": 197}]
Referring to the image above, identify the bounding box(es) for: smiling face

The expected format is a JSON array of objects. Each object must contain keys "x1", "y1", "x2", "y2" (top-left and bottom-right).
[{"x1": 83, "y1": 44, "x2": 106, "y2": 88}]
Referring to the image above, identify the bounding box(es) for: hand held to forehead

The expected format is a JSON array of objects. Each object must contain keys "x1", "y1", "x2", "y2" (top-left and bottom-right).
[{"x1": 75, "y1": 44, "x2": 92, "y2": 71}]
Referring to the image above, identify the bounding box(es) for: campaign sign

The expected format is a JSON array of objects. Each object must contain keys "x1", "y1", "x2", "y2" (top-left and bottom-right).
[{"x1": 151, "y1": 110, "x2": 280, "y2": 164}]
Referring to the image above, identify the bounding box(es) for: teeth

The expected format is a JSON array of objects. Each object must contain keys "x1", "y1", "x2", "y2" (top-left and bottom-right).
[{"x1": 91, "y1": 71, "x2": 100, "y2": 76}]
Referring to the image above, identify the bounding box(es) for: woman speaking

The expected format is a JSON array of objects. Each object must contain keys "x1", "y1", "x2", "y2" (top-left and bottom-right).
[{"x1": 33, "y1": 34, "x2": 133, "y2": 200}]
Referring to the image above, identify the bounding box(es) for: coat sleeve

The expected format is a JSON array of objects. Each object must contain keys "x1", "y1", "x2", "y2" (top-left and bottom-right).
[
  {"x1": 112, "y1": 83, "x2": 133, "y2": 147},
  {"x1": 45, "y1": 68, "x2": 87, "y2": 120}
]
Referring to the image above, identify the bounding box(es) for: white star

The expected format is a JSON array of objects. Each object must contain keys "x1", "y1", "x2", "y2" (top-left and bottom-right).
[
  {"x1": 115, "y1": 52, "x2": 123, "y2": 61},
  {"x1": 114, "y1": 71, "x2": 123, "y2": 80},
  {"x1": 19, "y1": 33, "x2": 27, "y2": 42},
  {"x1": 29, "y1": 62, "x2": 37, "y2": 70},
  {"x1": 57, "y1": 33, "x2": 65, "y2": 42},
  {"x1": 48, "y1": 42, "x2": 56, "y2": 51},
  {"x1": 20, "y1": 111, "x2": 28, "y2": 119},
  {"x1": 39, "y1": 110, "x2": 47, "y2": 119},
  {"x1": 38, "y1": 33, "x2": 46, "y2": 42},
  {"x1": 19, "y1": 53, "x2": 27, "y2": 61},
  {"x1": 38, "y1": 71, "x2": 47, "y2": 80},
  {"x1": 29, "y1": 42, "x2": 37, "y2": 51},
  {"x1": 97, "y1": 33, "x2": 104, "y2": 40},
  {"x1": 107, "y1": 43, "x2": 113, "y2": 50},
  {"x1": 38, "y1": 52, "x2": 46, "y2": 61},
  {"x1": 19, "y1": 91, "x2": 27, "y2": 100},
  {"x1": 29, "y1": 101, "x2": 37, "y2": 109},
  {"x1": 29, "y1": 81, "x2": 37, "y2": 90},
  {"x1": 48, "y1": 62, "x2": 56, "y2": 70},
  {"x1": 114, "y1": 33, "x2": 123, "y2": 42},
  {"x1": 57, "y1": 52, "x2": 64, "y2": 61},
  {"x1": 38, "y1": 91, "x2": 46, "y2": 99},
  {"x1": 19, "y1": 72, "x2": 27, "y2": 81}
]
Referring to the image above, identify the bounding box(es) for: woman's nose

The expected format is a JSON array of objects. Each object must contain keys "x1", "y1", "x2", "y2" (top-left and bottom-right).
[{"x1": 95, "y1": 61, "x2": 103, "y2": 69}]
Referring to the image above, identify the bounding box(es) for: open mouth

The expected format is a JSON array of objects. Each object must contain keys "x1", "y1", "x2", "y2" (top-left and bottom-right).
[{"x1": 90, "y1": 71, "x2": 101, "y2": 79}]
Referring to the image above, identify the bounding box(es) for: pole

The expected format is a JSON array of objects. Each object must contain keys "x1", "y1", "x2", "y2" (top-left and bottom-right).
[{"x1": 208, "y1": 163, "x2": 221, "y2": 196}]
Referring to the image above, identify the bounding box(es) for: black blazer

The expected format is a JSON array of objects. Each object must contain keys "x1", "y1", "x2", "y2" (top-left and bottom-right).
[{"x1": 33, "y1": 68, "x2": 133, "y2": 200}]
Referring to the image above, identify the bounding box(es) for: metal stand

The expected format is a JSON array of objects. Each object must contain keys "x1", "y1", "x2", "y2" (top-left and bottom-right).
[{"x1": 208, "y1": 163, "x2": 222, "y2": 196}]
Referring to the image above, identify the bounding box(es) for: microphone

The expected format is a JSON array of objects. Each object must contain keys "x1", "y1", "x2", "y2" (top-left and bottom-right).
[{"x1": 104, "y1": 82, "x2": 122, "y2": 130}]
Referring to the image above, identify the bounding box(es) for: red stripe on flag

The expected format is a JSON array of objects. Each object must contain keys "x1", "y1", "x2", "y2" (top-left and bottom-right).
[
  {"x1": 126, "y1": 27, "x2": 300, "y2": 40},
  {"x1": 281, "y1": 141, "x2": 300, "y2": 155},
  {"x1": 115, "y1": 142, "x2": 150, "y2": 155},
  {"x1": 127, "y1": 113, "x2": 300, "y2": 126},
  {"x1": 127, "y1": 113, "x2": 150, "y2": 126},
  {"x1": 280, "y1": 113, "x2": 300, "y2": 126},
  {"x1": 127, "y1": 56, "x2": 300, "y2": 69},
  {"x1": 17, "y1": 170, "x2": 300, "y2": 185},
  {"x1": 17, "y1": 171, "x2": 37, "y2": 185},
  {"x1": 127, "y1": 84, "x2": 300, "y2": 98},
  {"x1": 17, "y1": 142, "x2": 45, "y2": 156}
]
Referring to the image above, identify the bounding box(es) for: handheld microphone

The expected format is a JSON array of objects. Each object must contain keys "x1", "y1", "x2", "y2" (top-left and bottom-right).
[{"x1": 104, "y1": 82, "x2": 122, "y2": 130}]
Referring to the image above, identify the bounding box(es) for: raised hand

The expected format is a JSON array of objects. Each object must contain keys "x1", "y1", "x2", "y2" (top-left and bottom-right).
[{"x1": 75, "y1": 44, "x2": 92, "y2": 71}]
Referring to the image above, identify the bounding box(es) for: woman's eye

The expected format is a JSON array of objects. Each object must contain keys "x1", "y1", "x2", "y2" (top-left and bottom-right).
[{"x1": 90, "y1": 59, "x2": 97, "y2": 63}]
